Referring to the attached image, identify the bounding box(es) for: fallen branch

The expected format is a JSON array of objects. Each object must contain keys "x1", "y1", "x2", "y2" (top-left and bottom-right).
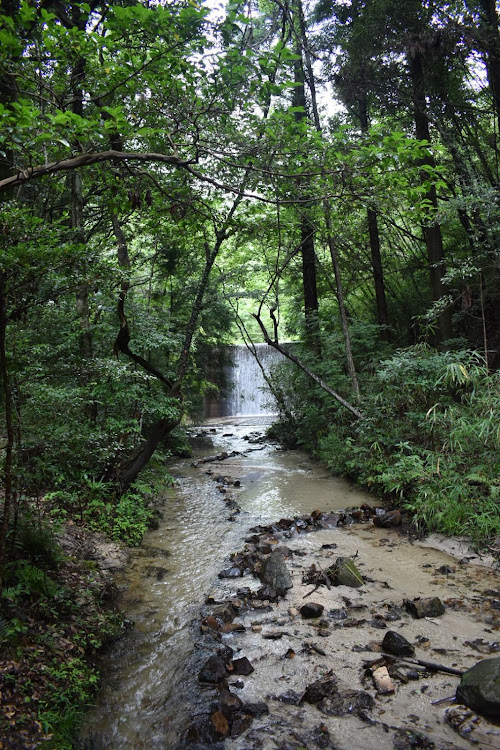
[{"x1": 252, "y1": 311, "x2": 363, "y2": 420}]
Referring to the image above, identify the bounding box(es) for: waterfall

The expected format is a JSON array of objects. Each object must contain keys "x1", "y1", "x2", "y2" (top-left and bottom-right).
[{"x1": 204, "y1": 344, "x2": 285, "y2": 418}]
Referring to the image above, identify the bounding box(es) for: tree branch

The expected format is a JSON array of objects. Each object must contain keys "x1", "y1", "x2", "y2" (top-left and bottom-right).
[
  {"x1": 252, "y1": 311, "x2": 364, "y2": 420},
  {"x1": 0, "y1": 150, "x2": 191, "y2": 192}
]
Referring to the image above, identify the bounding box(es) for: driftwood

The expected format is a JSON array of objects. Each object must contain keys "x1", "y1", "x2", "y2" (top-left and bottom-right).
[
  {"x1": 197, "y1": 451, "x2": 242, "y2": 464},
  {"x1": 369, "y1": 654, "x2": 465, "y2": 677}
]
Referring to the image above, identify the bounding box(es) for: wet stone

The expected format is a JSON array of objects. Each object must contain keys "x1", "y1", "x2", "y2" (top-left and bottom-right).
[
  {"x1": 300, "y1": 602, "x2": 324, "y2": 619},
  {"x1": 333, "y1": 557, "x2": 364, "y2": 588},
  {"x1": 318, "y1": 689, "x2": 374, "y2": 717},
  {"x1": 329, "y1": 608, "x2": 347, "y2": 620},
  {"x1": 230, "y1": 713, "x2": 253, "y2": 738},
  {"x1": 277, "y1": 689, "x2": 301, "y2": 704},
  {"x1": 218, "y1": 567, "x2": 242, "y2": 579},
  {"x1": 393, "y1": 728, "x2": 434, "y2": 749},
  {"x1": 404, "y1": 597, "x2": 445, "y2": 619},
  {"x1": 383, "y1": 631, "x2": 416, "y2": 657},
  {"x1": 230, "y1": 657, "x2": 254, "y2": 676},
  {"x1": 211, "y1": 603, "x2": 236, "y2": 623},
  {"x1": 259, "y1": 551, "x2": 292, "y2": 597},
  {"x1": 373, "y1": 509, "x2": 402, "y2": 528},
  {"x1": 244, "y1": 702, "x2": 270, "y2": 717},
  {"x1": 370, "y1": 618, "x2": 387, "y2": 629},
  {"x1": 304, "y1": 673, "x2": 338, "y2": 705},
  {"x1": 198, "y1": 655, "x2": 227, "y2": 684},
  {"x1": 456, "y1": 656, "x2": 500, "y2": 717},
  {"x1": 219, "y1": 688, "x2": 243, "y2": 717},
  {"x1": 210, "y1": 709, "x2": 229, "y2": 738}
]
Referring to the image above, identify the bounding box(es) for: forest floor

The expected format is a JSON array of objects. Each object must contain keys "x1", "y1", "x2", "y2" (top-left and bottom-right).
[
  {"x1": 0, "y1": 525, "x2": 128, "y2": 750},
  {"x1": 189, "y1": 454, "x2": 500, "y2": 750}
]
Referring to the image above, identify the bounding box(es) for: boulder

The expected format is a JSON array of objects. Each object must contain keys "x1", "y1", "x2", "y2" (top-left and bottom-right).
[
  {"x1": 300, "y1": 602, "x2": 325, "y2": 619},
  {"x1": 333, "y1": 557, "x2": 364, "y2": 588},
  {"x1": 198, "y1": 654, "x2": 227, "y2": 683},
  {"x1": 456, "y1": 657, "x2": 500, "y2": 717},
  {"x1": 404, "y1": 597, "x2": 445, "y2": 619},
  {"x1": 382, "y1": 631, "x2": 415, "y2": 657},
  {"x1": 259, "y1": 550, "x2": 292, "y2": 596}
]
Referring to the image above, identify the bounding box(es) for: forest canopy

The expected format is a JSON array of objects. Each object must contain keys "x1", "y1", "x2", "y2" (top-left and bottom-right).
[{"x1": 1, "y1": 0, "x2": 500, "y2": 574}]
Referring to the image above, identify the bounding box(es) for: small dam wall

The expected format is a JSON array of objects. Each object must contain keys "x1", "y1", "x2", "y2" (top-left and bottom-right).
[{"x1": 204, "y1": 343, "x2": 286, "y2": 418}]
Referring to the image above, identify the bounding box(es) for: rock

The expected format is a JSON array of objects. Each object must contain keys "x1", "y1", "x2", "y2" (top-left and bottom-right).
[
  {"x1": 198, "y1": 654, "x2": 227, "y2": 683},
  {"x1": 259, "y1": 551, "x2": 292, "y2": 596},
  {"x1": 277, "y1": 689, "x2": 302, "y2": 704},
  {"x1": 211, "y1": 603, "x2": 236, "y2": 623},
  {"x1": 329, "y1": 608, "x2": 347, "y2": 620},
  {"x1": 373, "y1": 509, "x2": 402, "y2": 528},
  {"x1": 244, "y1": 702, "x2": 269, "y2": 717},
  {"x1": 230, "y1": 657, "x2": 254, "y2": 676},
  {"x1": 404, "y1": 597, "x2": 445, "y2": 619},
  {"x1": 334, "y1": 557, "x2": 364, "y2": 588},
  {"x1": 219, "y1": 688, "x2": 243, "y2": 718},
  {"x1": 218, "y1": 567, "x2": 242, "y2": 579},
  {"x1": 319, "y1": 689, "x2": 374, "y2": 717},
  {"x1": 301, "y1": 602, "x2": 325, "y2": 619},
  {"x1": 456, "y1": 657, "x2": 500, "y2": 717},
  {"x1": 382, "y1": 631, "x2": 415, "y2": 657},
  {"x1": 370, "y1": 618, "x2": 387, "y2": 629},
  {"x1": 210, "y1": 709, "x2": 229, "y2": 738},
  {"x1": 372, "y1": 665, "x2": 394, "y2": 694},
  {"x1": 230, "y1": 713, "x2": 253, "y2": 737},
  {"x1": 220, "y1": 622, "x2": 245, "y2": 633},
  {"x1": 304, "y1": 673, "x2": 338, "y2": 704},
  {"x1": 393, "y1": 728, "x2": 434, "y2": 748},
  {"x1": 183, "y1": 716, "x2": 218, "y2": 744}
]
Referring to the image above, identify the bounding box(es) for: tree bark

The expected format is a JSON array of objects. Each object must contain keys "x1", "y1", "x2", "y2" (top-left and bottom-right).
[
  {"x1": 292, "y1": 40, "x2": 321, "y2": 354},
  {"x1": 408, "y1": 45, "x2": 452, "y2": 342},
  {"x1": 358, "y1": 96, "x2": 390, "y2": 339}
]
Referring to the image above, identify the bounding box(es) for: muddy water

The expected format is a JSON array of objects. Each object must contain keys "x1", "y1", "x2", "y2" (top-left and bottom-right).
[{"x1": 80, "y1": 420, "x2": 499, "y2": 749}]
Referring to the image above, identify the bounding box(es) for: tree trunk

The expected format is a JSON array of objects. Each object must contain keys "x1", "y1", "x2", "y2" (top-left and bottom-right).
[
  {"x1": 408, "y1": 45, "x2": 452, "y2": 342},
  {"x1": 292, "y1": 44, "x2": 321, "y2": 354},
  {"x1": 358, "y1": 96, "x2": 390, "y2": 339},
  {"x1": 295, "y1": 0, "x2": 361, "y2": 399},
  {"x1": 323, "y1": 202, "x2": 361, "y2": 402},
  {"x1": 0, "y1": 0, "x2": 19, "y2": 591},
  {"x1": 475, "y1": 0, "x2": 500, "y2": 132}
]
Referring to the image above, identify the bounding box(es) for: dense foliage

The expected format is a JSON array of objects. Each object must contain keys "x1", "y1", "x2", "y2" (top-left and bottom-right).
[{"x1": 1, "y1": 0, "x2": 500, "y2": 743}]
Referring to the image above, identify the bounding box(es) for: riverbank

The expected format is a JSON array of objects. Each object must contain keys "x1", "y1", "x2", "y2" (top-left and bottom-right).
[{"x1": 0, "y1": 524, "x2": 128, "y2": 749}]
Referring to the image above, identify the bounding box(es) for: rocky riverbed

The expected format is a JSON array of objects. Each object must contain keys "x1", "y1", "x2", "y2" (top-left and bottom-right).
[{"x1": 185, "y1": 447, "x2": 500, "y2": 750}]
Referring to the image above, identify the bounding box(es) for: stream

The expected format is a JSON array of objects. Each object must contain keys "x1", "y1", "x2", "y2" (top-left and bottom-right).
[
  {"x1": 80, "y1": 419, "x2": 500, "y2": 750},
  {"x1": 80, "y1": 418, "x2": 371, "y2": 748}
]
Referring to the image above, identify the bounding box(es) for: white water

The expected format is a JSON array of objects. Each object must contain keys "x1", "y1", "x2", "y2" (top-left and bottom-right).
[{"x1": 205, "y1": 344, "x2": 286, "y2": 417}]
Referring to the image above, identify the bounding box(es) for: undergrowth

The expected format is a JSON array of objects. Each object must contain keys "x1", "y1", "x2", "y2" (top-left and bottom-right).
[
  {"x1": 271, "y1": 342, "x2": 500, "y2": 544},
  {"x1": 0, "y1": 516, "x2": 124, "y2": 748}
]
